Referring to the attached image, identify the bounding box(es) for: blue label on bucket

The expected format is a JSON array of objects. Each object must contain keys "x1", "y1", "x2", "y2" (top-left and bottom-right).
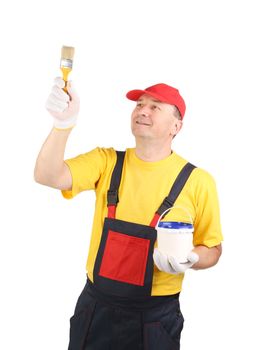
[{"x1": 158, "y1": 221, "x2": 193, "y2": 229}]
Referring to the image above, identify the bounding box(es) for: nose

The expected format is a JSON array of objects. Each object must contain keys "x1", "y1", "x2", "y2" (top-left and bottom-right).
[{"x1": 138, "y1": 105, "x2": 150, "y2": 117}]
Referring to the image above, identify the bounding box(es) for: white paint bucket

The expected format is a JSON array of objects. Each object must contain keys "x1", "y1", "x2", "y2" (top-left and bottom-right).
[{"x1": 156, "y1": 206, "x2": 194, "y2": 263}]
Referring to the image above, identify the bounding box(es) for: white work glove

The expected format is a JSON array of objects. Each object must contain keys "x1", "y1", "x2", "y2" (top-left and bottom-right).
[
  {"x1": 46, "y1": 77, "x2": 80, "y2": 129},
  {"x1": 153, "y1": 248, "x2": 199, "y2": 274}
]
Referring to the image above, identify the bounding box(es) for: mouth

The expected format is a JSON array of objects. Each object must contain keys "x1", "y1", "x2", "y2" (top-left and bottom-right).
[{"x1": 136, "y1": 121, "x2": 151, "y2": 126}]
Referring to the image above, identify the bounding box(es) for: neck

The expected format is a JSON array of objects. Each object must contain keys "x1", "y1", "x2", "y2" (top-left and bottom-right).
[{"x1": 135, "y1": 139, "x2": 172, "y2": 162}]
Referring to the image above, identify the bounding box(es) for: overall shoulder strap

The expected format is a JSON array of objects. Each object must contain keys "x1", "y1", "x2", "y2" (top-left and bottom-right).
[
  {"x1": 107, "y1": 151, "x2": 126, "y2": 218},
  {"x1": 150, "y1": 162, "x2": 196, "y2": 227}
]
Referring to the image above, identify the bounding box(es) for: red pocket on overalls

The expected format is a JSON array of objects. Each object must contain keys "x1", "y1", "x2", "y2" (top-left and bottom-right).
[{"x1": 99, "y1": 230, "x2": 150, "y2": 286}]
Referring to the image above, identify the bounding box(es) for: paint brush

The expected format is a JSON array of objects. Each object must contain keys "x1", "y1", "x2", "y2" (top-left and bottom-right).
[{"x1": 60, "y1": 46, "x2": 75, "y2": 92}]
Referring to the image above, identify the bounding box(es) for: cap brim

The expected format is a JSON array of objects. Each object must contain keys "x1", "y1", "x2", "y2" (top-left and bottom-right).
[
  {"x1": 126, "y1": 89, "x2": 147, "y2": 101},
  {"x1": 126, "y1": 89, "x2": 169, "y2": 104}
]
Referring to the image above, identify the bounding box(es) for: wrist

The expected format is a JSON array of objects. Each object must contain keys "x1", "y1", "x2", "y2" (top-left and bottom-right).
[{"x1": 53, "y1": 115, "x2": 78, "y2": 130}]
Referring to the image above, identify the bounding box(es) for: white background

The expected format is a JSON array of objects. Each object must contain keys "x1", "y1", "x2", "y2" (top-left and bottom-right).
[{"x1": 1, "y1": 0, "x2": 259, "y2": 349}]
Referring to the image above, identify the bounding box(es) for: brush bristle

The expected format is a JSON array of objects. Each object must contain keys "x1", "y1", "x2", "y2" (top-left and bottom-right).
[{"x1": 61, "y1": 46, "x2": 75, "y2": 60}]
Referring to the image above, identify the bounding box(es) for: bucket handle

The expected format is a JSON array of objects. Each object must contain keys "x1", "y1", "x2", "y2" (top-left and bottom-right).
[{"x1": 155, "y1": 205, "x2": 193, "y2": 229}]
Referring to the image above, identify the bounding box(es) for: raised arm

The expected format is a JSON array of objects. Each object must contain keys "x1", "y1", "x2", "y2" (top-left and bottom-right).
[{"x1": 34, "y1": 78, "x2": 80, "y2": 190}]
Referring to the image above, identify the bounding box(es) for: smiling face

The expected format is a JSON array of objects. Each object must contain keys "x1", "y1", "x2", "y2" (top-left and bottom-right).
[{"x1": 131, "y1": 94, "x2": 182, "y2": 143}]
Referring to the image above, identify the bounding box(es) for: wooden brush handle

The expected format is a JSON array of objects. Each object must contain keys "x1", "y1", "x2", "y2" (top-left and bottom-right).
[{"x1": 61, "y1": 67, "x2": 72, "y2": 92}]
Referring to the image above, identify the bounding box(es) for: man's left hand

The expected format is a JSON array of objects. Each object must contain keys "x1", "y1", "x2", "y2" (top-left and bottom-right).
[{"x1": 153, "y1": 248, "x2": 199, "y2": 274}]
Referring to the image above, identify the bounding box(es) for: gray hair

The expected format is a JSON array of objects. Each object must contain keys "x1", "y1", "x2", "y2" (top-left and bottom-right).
[{"x1": 172, "y1": 105, "x2": 182, "y2": 120}]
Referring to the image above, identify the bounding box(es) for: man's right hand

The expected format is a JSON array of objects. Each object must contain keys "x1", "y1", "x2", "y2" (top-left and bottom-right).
[{"x1": 46, "y1": 77, "x2": 80, "y2": 130}]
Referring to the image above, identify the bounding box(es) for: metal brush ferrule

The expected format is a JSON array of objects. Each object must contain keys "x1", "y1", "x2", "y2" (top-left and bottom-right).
[{"x1": 60, "y1": 58, "x2": 73, "y2": 69}]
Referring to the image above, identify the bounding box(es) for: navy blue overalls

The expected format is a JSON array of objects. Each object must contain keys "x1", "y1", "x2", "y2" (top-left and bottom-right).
[{"x1": 68, "y1": 151, "x2": 195, "y2": 350}]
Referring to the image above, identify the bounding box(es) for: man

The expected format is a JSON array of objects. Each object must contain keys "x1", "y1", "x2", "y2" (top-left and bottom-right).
[{"x1": 34, "y1": 78, "x2": 223, "y2": 350}]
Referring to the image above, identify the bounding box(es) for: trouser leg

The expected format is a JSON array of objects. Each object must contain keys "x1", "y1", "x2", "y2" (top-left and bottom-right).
[{"x1": 142, "y1": 298, "x2": 184, "y2": 350}]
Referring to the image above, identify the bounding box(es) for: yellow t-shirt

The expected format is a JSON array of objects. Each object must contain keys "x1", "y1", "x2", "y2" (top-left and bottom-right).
[{"x1": 62, "y1": 147, "x2": 223, "y2": 295}]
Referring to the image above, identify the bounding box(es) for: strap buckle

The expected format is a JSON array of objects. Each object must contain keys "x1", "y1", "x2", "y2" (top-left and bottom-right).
[
  {"x1": 107, "y1": 190, "x2": 119, "y2": 206},
  {"x1": 157, "y1": 196, "x2": 173, "y2": 216}
]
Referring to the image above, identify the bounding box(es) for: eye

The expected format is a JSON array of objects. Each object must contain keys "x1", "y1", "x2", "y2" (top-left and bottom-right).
[
  {"x1": 136, "y1": 103, "x2": 143, "y2": 108},
  {"x1": 151, "y1": 105, "x2": 160, "y2": 110}
]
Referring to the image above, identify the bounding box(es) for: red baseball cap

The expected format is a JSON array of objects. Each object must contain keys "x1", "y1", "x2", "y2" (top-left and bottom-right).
[{"x1": 126, "y1": 83, "x2": 186, "y2": 118}]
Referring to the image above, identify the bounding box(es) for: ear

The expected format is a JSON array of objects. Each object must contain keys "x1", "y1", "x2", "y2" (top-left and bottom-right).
[
  {"x1": 170, "y1": 119, "x2": 183, "y2": 137},
  {"x1": 175, "y1": 119, "x2": 183, "y2": 135}
]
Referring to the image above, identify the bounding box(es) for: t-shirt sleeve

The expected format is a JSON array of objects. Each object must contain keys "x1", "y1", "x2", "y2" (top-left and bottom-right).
[
  {"x1": 192, "y1": 168, "x2": 223, "y2": 248},
  {"x1": 61, "y1": 147, "x2": 114, "y2": 199}
]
